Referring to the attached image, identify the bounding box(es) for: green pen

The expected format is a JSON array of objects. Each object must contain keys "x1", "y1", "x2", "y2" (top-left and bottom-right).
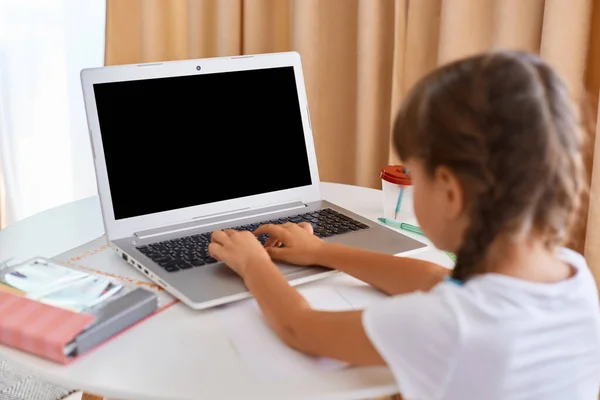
[{"x1": 377, "y1": 217, "x2": 457, "y2": 263}]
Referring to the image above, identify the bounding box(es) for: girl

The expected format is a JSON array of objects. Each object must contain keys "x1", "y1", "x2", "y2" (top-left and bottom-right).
[{"x1": 209, "y1": 51, "x2": 600, "y2": 399}]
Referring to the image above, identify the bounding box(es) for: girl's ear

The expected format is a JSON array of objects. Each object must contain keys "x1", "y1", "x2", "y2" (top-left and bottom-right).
[{"x1": 434, "y1": 166, "x2": 465, "y2": 219}]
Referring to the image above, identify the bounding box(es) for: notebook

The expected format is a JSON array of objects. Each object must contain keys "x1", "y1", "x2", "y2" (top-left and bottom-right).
[{"x1": 0, "y1": 257, "x2": 158, "y2": 364}]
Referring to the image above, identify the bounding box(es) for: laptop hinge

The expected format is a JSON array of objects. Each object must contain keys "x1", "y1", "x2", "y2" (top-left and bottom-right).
[{"x1": 134, "y1": 201, "x2": 306, "y2": 240}]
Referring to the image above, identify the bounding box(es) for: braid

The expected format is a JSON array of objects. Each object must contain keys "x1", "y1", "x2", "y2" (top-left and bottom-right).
[{"x1": 451, "y1": 190, "x2": 498, "y2": 281}]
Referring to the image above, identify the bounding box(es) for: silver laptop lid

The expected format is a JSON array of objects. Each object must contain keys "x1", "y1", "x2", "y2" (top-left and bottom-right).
[{"x1": 81, "y1": 52, "x2": 321, "y2": 240}]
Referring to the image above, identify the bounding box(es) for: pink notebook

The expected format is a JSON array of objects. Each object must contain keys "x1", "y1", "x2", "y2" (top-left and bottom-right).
[{"x1": 0, "y1": 290, "x2": 95, "y2": 364}]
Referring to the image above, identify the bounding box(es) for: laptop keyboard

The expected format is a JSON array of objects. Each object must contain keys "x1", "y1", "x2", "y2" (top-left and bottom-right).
[{"x1": 135, "y1": 208, "x2": 369, "y2": 273}]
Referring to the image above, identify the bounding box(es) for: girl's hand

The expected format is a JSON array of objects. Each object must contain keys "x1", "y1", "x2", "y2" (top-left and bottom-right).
[
  {"x1": 208, "y1": 229, "x2": 272, "y2": 278},
  {"x1": 254, "y1": 222, "x2": 324, "y2": 266}
]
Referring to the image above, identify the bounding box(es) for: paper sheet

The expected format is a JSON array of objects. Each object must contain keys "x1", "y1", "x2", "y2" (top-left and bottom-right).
[
  {"x1": 335, "y1": 282, "x2": 387, "y2": 309},
  {"x1": 214, "y1": 286, "x2": 383, "y2": 380}
]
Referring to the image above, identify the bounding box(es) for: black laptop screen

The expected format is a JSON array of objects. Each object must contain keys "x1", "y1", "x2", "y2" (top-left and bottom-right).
[{"x1": 93, "y1": 66, "x2": 313, "y2": 220}]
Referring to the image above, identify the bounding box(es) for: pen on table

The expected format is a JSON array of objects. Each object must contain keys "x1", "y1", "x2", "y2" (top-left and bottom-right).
[{"x1": 377, "y1": 217, "x2": 457, "y2": 263}]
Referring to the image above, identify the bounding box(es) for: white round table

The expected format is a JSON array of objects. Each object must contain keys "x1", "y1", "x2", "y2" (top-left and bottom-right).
[{"x1": 0, "y1": 183, "x2": 451, "y2": 400}]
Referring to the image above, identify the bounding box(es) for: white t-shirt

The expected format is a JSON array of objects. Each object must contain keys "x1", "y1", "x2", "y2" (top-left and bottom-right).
[{"x1": 363, "y1": 248, "x2": 600, "y2": 400}]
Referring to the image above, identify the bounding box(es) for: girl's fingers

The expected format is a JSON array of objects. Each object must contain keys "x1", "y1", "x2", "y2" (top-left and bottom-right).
[
  {"x1": 297, "y1": 222, "x2": 314, "y2": 234},
  {"x1": 210, "y1": 230, "x2": 230, "y2": 245},
  {"x1": 255, "y1": 224, "x2": 291, "y2": 241},
  {"x1": 264, "y1": 237, "x2": 279, "y2": 247},
  {"x1": 281, "y1": 222, "x2": 297, "y2": 230},
  {"x1": 208, "y1": 242, "x2": 223, "y2": 260},
  {"x1": 266, "y1": 246, "x2": 284, "y2": 259}
]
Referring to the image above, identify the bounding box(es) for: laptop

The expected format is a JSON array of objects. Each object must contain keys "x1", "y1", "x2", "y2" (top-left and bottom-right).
[{"x1": 80, "y1": 51, "x2": 426, "y2": 310}]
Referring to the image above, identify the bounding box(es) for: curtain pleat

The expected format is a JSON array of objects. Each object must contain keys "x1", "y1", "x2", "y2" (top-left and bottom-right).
[
  {"x1": 188, "y1": 0, "x2": 220, "y2": 58},
  {"x1": 291, "y1": 0, "x2": 359, "y2": 184},
  {"x1": 586, "y1": 104, "x2": 600, "y2": 289},
  {"x1": 141, "y1": 0, "x2": 190, "y2": 62},
  {"x1": 215, "y1": 0, "x2": 243, "y2": 56},
  {"x1": 438, "y1": 0, "x2": 494, "y2": 64},
  {"x1": 105, "y1": 0, "x2": 143, "y2": 65},
  {"x1": 584, "y1": 1, "x2": 600, "y2": 289},
  {"x1": 586, "y1": 1, "x2": 600, "y2": 106},
  {"x1": 402, "y1": 0, "x2": 441, "y2": 92},
  {"x1": 355, "y1": 0, "x2": 396, "y2": 188},
  {"x1": 243, "y1": 0, "x2": 290, "y2": 54},
  {"x1": 493, "y1": 0, "x2": 544, "y2": 52},
  {"x1": 540, "y1": 0, "x2": 592, "y2": 95},
  {"x1": 388, "y1": 0, "x2": 408, "y2": 165}
]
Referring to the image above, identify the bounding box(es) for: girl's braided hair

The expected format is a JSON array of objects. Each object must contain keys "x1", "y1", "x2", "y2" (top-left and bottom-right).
[{"x1": 393, "y1": 51, "x2": 586, "y2": 281}]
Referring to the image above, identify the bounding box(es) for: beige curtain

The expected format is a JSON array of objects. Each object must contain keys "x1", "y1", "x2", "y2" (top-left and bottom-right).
[{"x1": 105, "y1": 0, "x2": 600, "y2": 286}]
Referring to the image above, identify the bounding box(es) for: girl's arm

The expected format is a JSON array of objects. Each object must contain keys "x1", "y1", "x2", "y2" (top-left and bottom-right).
[
  {"x1": 269, "y1": 241, "x2": 449, "y2": 295},
  {"x1": 243, "y1": 256, "x2": 385, "y2": 366},
  {"x1": 208, "y1": 228, "x2": 447, "y2": 366}
]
